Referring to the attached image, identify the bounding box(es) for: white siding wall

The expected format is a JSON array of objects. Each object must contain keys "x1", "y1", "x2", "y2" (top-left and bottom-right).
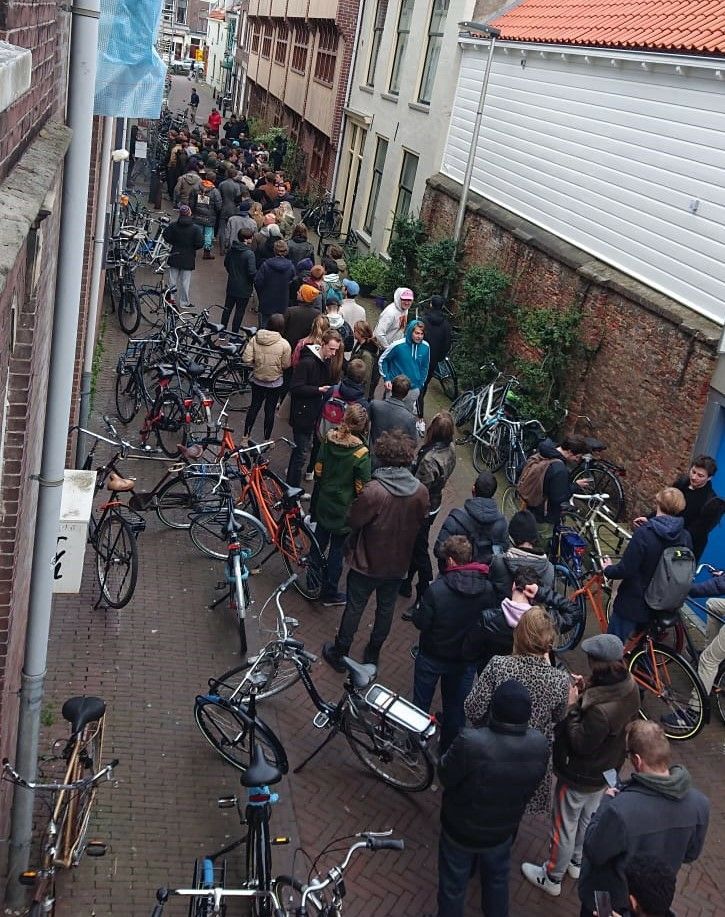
[{"x1": 442, "y1": 44, "x2": 725, "y2": 324}]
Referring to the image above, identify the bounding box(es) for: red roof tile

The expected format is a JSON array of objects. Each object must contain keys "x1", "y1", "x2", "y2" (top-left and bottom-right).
[{"x1": 490, "y1": 0, "x2": 725, "y2": 55}]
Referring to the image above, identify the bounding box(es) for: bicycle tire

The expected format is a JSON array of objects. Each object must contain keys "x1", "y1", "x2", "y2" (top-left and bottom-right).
[
  {"x1": 628, "y1": 642, "x2": 707, "y2": 740},
  {"x1": 551, "y1": 564, "x2": 587, "y2": 652},
  {"x1": 137, "y1": 289, "x2": 164, "y2": 329},
  {"x1": 571, "y1": 464, "x2": 625, "y2": 522},
  {"x1": 230, "y1": 553, "x2": 250, "y2": 657},
  {"x1": 193, "y1": 696, "x2": 288, "y2": 773},
  {"x1": 94, "y1": 515, "x2": 138, "y2": 608},
  {"x1": 435, "y1": 359, "x2": 458, "y2": 400},
  {"x1": 343, "y1": 700, "x2": 434, "y2": 792},
  {"x1": 213, "y1": 648, "x2": 302, "y2": 704},
  {"x1": 118, "y1": 288, "x2": 141, "y2": 335},
  {"x1": 114, "y1": 371, "x2": 140, "y2": 424},
  {"x1": 154, "y1": 391, "x2": 187, "y2": 457},
  {"x1": 211, "y1": 363, "x2": 252, "y2": 413},
  {"x1": 501, "y1": 486, "x2": 521, "y2": 521},
  {"x1": 155, "y1": 473, "x2": 231, "y2": 530},
  {"x1": 272, "y1": 876, "x2": 324, "y2": 916},
  {"x1": 473, "y1": 436, "x2": 503, "y2": 474},
  {"x1": 246, "y1": 814, "x2": 272, "y2": 917},
  {"x1": 189, "y1": 507, "x2": 267, "y2": 561},
  {"x1": 715, "y1": 661, "x2": 725, "y2": 724},
  {"x1": 450, "y1": 390, "x2": 476, "y2": 427},
  {"x1": 280, "y1": 518, "x2": 326, "y2": 601}
]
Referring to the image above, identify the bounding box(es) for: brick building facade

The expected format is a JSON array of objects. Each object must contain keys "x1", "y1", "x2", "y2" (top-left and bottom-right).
[
  {"x1": 244, "y1": 0, "x2": 362, "y2": 191},
  {"x1": 0, "y1": 1, "x2": 103, "y2": 850},
  {"x1": 422, "y1": 174, "x2": 720, "y2": 517}
]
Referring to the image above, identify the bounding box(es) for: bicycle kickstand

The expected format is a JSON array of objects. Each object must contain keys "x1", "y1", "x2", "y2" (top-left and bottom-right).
[
  {"x1": 292, "y1": 725, "x2": 340, "y2": 775},
  {"x1": 209, "y1": 583, "x2": 231, "y2": 611}
]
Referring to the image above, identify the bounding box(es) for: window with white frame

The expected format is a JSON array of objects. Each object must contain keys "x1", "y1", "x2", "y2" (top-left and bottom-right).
[
  {"x1": 364, "y1": 136, "x2": 388, "y2": 234},
  {"x1": 388, "y1": 0, "x2": 414, "y2": 95},
  {"x1": 365, "y1": 0, "x2": 388, "y2": 87},
  {"x1": 418, "y1": 0, "x2": 449, "y2": 104},
  {"x1": 394, "y1": 150, "x2": 418, "y2": 224}
]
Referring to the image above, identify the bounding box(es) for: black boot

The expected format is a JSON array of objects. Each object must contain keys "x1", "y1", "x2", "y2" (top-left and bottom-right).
[
  {"x1": 402, "y1": 587, "x2": 423, "y2": 622},
  {"x1": 398, "y1": 578, "x2": 413, "y2": 598},
  {"x1": 322, "y1": 640, "x2": 347, "y2": 673},
  {"x1": 362, "y1": 644, "x2": 380, "y2": 668}
]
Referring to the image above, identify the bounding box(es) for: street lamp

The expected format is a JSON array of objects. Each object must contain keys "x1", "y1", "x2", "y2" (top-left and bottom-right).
[{"x1": 452, "y1": 21, "x2": 501, "y2": 246}]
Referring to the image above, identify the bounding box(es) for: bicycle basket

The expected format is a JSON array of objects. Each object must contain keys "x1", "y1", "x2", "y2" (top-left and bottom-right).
[
  {"x1": 559, "y1": 528, "x2": 589, "y2": 563},
  {"x1": 116, "y1": 340, "x2": 147, "y2": 375},
  {"x1": 364, "y1": 685, "x2": 436, "y2": 739}
]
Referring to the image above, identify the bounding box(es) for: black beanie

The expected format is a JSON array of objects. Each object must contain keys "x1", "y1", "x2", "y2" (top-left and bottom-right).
[
  {"x1": 490, "y1": 679, "x2": 532, "y2": 725},
  {"x1": 507, "y1": 510, "x2": 539, "y2": 547}
]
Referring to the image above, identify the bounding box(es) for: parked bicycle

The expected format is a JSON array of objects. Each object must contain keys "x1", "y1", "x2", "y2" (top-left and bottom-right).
[
  {"x1": 2, "y1": 696, "x2": 119, "y2": 916},
  {"x1": 195, "y1": 578, "x2": 438, "y2": 792}
]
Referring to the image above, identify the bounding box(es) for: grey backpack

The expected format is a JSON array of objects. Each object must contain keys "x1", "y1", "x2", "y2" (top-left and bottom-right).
[{"x1": 644, "y1": 544, "x2": 696, "y2": 611}]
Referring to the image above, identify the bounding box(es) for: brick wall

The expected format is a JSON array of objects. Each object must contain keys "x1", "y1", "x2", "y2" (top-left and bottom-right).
[{"x1": 422, "y1": 175, "x2": 720, "y2": 517}]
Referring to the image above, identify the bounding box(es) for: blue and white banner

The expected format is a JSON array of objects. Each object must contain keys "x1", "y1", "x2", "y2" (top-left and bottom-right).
[{"x1": 94, "y1": 0, "x2": 165, "y2": 117}]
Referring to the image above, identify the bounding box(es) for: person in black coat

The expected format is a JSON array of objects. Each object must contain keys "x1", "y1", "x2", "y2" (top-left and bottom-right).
[
  {"x1": 222, "y1": 227, "x2": 257, "y2": 333},
  {"x1": 418, "y1": 295, "x2": 452, "y2": 416},
  {"x1": 286, "y1": 331, "x2": 343, "y2": 487},
  {"x1": 412, "y1": 535, "x2": 497, "y2": 752},
  {"x1": 604, "y1": 487, "x2": 691, "y2": 642},
  {"x1": 436, "y1": 679, "x2": 548, "y2": 917},
  {"x1": 434, "y1": 471, "x2": 509, "y2": 568},
  {"x1": 521, "y1": 436, "x2": 589, "y2": 545},
  {"x1": 253, "y1": 239, "x2": 295, "y2": 328},
  {"x1": 162, "y1": 205, "x2": 203, "y2": 308}
]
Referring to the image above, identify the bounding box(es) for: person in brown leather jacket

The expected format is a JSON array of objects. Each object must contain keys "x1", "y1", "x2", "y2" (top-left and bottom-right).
[{"x1": 322, "y1": 431, "x2": 429, "y2": 670}]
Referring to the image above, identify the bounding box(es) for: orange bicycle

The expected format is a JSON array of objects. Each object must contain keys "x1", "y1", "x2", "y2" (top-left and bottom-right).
[{"x1": 568, "y1": 572, "x2": 708, "y2": 740}]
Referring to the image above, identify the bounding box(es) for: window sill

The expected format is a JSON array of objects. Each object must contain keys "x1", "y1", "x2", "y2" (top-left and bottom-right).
[
  {"x1": 358, "y1": 85, "x2": 374, "y2": 94},
  {"x1": 0, "y1": 39, "x2": 32, "y2": 114},
  {"x1": 357, "y1": 229, "x2": 372, "y2": 247},
  {"x1": 290, "y1": 68, "x2": 305, "y2": 76},
  {"x1": 313, "y1": 78, "x2": 334, "y2": 90},
  {"x1": 408, "y1": 101, "x2": 430, "y2": 114},
  {"x1": 380, "y1": 92, "x2": 399, "y2": 103}
]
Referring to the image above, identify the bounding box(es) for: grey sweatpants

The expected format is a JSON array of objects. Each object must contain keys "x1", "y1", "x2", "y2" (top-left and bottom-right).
[{"x1": 544, "y1": 779, "x2": 604, "y2": 881}]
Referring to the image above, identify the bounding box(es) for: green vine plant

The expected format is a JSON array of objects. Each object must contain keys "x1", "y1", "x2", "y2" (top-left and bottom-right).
[{"x1": 455, "y1": 266, "x2": 514, "y2": 388}]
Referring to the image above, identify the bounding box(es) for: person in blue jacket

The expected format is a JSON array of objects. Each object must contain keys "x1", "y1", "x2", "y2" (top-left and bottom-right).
[{"x1": 379, "y1": 319, "x2": 430, "y2": 437}]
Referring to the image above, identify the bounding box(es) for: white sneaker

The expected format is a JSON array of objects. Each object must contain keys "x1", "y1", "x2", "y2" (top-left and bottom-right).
[
  {"x1": 521, "y1": 863, "x2": 561, "y2": 897},
  {"x1": 304, "y1": 471, "x2": 314, "y2": 481},
  {"x1": 416, "y1": 418, "x2": 426, "y2": 437},
  {"x1": 567, "y1": 862, "x2": 581, "y2": 880}
]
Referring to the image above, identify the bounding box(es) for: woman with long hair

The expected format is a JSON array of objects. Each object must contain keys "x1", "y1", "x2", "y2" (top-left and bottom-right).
[
  {"x1": 401, "y1": 411, "x2": 457, "y2": 612},
  {"x1": 349, "y1": 320, "x2": 381, "y2": 398},
  {"x1": 311, "y1": 403, "x2": 371, "y2": 605},
  {"x1": 464, "y1": 606, "x2": 570, "y2": 814},
  {"x1": 291, "y1": 313, "x2": 329, "y2": 366}
]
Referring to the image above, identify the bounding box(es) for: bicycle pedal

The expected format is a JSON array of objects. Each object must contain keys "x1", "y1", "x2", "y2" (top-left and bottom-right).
[
  {"x1": 312, "y1": 712, "x2": 330, "y2": 729},
  {"x1": 85, "y1": 841, "x2": 108, "y2": 857}
]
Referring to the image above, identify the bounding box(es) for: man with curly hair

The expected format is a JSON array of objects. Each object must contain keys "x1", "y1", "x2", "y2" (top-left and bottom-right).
[{"x1": 323, "y1": 431, "x2": 429, "y2": 670}]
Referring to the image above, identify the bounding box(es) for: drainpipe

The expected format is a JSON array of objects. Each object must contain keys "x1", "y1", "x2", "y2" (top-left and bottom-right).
[
  {"x1": 5, "y1": 0, "x2": 101, "y2": 906},
  {"x1": 330, "y1": 0, "x2": 366, "y2": 203},
  {"x1": 75, "y1": 115, "x2": 114, "y2": 468}
]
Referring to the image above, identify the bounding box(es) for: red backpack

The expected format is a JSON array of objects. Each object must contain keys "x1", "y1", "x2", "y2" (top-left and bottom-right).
[{"x1": 316, "y1": 384, "x2": 348, "y2": 440}]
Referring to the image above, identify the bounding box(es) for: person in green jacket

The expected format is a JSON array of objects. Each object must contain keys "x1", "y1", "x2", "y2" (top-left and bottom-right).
[{"x1": 311, "y1": 403, "x2": 371, "y2": 607}]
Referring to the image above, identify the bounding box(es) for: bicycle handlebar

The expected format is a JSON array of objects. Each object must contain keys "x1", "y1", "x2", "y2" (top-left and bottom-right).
[
  {"x1": 151, "y1": 887, "x2": 284, "y2": 917},
  {"x1": 2, "y1": 757, "x2": 119, "y2": 792},
  {"x1": 278, "y1": 574, "x2": 298, "y2": 593}
]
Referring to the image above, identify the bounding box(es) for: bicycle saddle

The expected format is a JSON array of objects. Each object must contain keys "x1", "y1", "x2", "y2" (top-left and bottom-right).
[
  {"x1": 651, "y1": 611, "x2": 680, "y2": 629},
  {"x1": 282, "y1": 485, "x2": 304, "y2": 502},
  {"x1": 242, "y1": 326, "x2": 257, "y2": 337},
  {"x1": 215, "y1": 341, "x2": 242, "y2": 355},
  {"x1": 342, "y1": 657, "x2": 377, "y2": 690},
  {"x1": 178, "y1": 442, "x2": 205, "y2": 461},
  {"x1": 583, "y1": 437, "x2": 606, "y2": 452},
  {"x1": 155, "y1": 364, "x2": 176, "y2": 380},
  {"x1": 203, "y1": 321, "x2": 226, "y2": 334},
  {"x1": 62, "y1": 696, "x2": 106, "y2": 736},
  {"x1": 106, "y1": 471, "x2": 135, "y2": 492},
  {"x1": 240, "y1": 743, "x2": 282, "y2": 788}
]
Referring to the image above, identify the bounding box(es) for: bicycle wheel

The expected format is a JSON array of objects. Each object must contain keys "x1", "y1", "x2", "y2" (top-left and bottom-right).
[
  {"x1": 280, "y1": 518, "x2": 326, "y2": 601},
  {"x1": 138, "y1": 288, "x2": 164, "y2": 329},
  {"x1": 272, "y1": 876, "x2": 324, "y2": 917},
  {"x1": 551, "y1": 564, "x2": 586, "y2": 652},
  {"x1": 436, "y1": 359, "x2": 458, "y2": 400},
  {"x1": 450, "y1": 390, "x2": 476, "y2": 427},
  {"x1": 343, "y1": 701, "x2": 433, "y2": 792},
  {"x1": 114, "y1": 371, "x2": 140, "y2": 424},
  {"x1": 501, "y1": 486, "x2": 521, "y2": 520},
  {"x1": 118, "y1": 288, "x2": 141, "y2": 335},
  {"x1": 189, "y1": 507, "x2": 266, "y2": 561},
  {"x1": 230, "y1": 553, "x2": 250, "y2": 657},
  {"x1": 505, "y1": 439, "x2": 525, "y2": 487},
  {"x1": 155, "y1": 473, "x2": 231, "y2": 529},
  {"x1": 194, "y1": 697, "x2": 287, "y2": 773},
  {"x1": 473, "y1": 436, "x2": 503, "y2": 474},
  {"x1": 715, "y1": 662, "x2": 725, "y2": 724},
  {"x1": 246, "y1": 815, "x2": 272, "y2": 917},
  {"x1": 628, "y1": 642, "x2": 707, "y2": 740},
  {"x1": 154, "y1": 391, "x2": 187, "y2": 457},
  {"x1": 571, "y1": 464, "x2": 625, "y2": 522},
  {"x1": 211, "y1": 363, "x2": 252, "y2": 413},
  {"x1": 213, "y1": 648, "x2": 302, "y2": 703},
  {"x1": 95, "y1": 515, "x2": 138, "y2": 608},
  {"x1": 60, "y1": 716, "x2": 105, "y2": 866}
]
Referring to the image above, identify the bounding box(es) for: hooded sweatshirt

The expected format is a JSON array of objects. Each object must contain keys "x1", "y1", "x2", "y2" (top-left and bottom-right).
[
  {"x1": 326, "y1": 311, "x2": 352, "y2": 351},
  {"x1": 174, "y1": 171, "x2": 202, "y2": 206},
  {"x1": 423, "y1": 307, "x2": 453, "y2": 367},
  {"x1": 489, "y1": 546, "x2": 555, "y2": 598},
  {"x1": 242, "y1": 329, "x2": 291, "y2": 384},
  {"x1": 311, "y1": 429, "x2": 371, "y2": 533},
  {"x1": 605, "y1": 514, "x2": 693, "y2": 623},
  {"x1": 435, "y1": 496, "x2": 509, "y2": 565},
  {"x1": 374, "y1": 288, "x2": 411, "y2": 348},
  {"x1": 378, "y1": 319, "x2": 430, "y2": 391},
  {"x1": 579, "y1": 764, "x2": 709, "y2": 912},
  {"x1": 526, "y1": 437, "x2": 573, "y2": 524}
]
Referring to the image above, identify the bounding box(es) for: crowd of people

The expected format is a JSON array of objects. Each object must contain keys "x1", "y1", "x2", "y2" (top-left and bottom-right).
[{"x1": 147, "y1": 98, "x2": 720, "y2": 917}]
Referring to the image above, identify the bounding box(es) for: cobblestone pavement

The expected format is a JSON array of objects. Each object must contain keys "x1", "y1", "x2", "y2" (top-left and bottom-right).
[{"x1": 29, "y1": 76, "x2": 725, "y2": 917}]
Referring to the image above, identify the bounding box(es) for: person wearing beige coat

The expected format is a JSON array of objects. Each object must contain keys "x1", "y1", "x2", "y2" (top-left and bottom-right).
[{"x1": 242, "y1": 314, "x2": 292, "y2": 441}]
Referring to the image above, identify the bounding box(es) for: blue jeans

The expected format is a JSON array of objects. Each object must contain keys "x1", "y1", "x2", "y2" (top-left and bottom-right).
[
  {"x1": 202, "y1": 224, "x2": 214, "y2": 250},
  {"x1": 413, "y1": 653, "x2": 475, "y2": 754},
  {"x1": 314, "y1": 525, "x2": 347, "y2": 596},
  {"x1": 437, "y1": 831, "x2": 512, "y2": 916},
  {"x1": 607, "y1": 609, "x2": 637, "y2": 643}
]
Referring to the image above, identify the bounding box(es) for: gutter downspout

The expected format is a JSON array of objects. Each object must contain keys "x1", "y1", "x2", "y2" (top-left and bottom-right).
[
  {"x1": 330, "y1": 0, "x2": 366, "y2": 205},
  {"x1": 4, "y1": 0, "x2": 101, "y2": 905},
  {"x1": 75, "y1": 115, "x2": 114, "y2": 467}
]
